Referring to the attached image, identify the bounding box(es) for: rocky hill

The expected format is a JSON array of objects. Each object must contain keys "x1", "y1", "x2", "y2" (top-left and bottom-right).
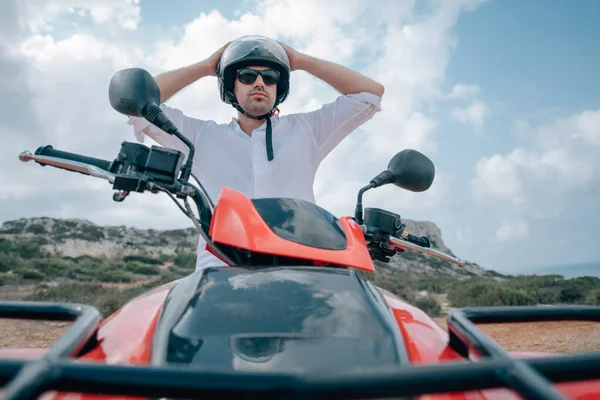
[
  {"x1": 0, "y1": 217, "x2": 197, "y2": 257},
  {"x1": 0, "y1": 216, "x2": 503, "y2": 279}
]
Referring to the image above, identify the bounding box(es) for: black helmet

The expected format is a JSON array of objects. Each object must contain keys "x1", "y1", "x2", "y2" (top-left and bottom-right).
[{"x1": 217, "y1": 35, "x2": 291, "y2": 116}]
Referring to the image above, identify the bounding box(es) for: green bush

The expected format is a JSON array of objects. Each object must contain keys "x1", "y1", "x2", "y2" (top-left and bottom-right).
[
  {"x1": 0, "y1": 255, "x2": 19, "y2": 272},
  {"x1": 448, "y1": 282, "x2": 536, "y2": 307},
  {"x1": 25, "y1": 283, "x2": 145, "y2": 316},
  {"x1": 174, "y1": 253, "x2": 196, "y2": 269},
  {"x1": 535, "y1": 288, "x2": 561, "y2": 304},
  {"x1": 560, "y1": 286, "x2": 585, "y2": 303},
  {"x1": 33, "y1": 258, "x2": 70, "y2": 278},
  {"x1": 362, "y1": 271, "x2": 417, "y2": 303},
  {"x1": 123, "y1": 255, "x2": 162, "y2": 265},
  {"x1": 123, "y1": 262, "x2": 160, "y2": 275},
  {"x1": 93, "y1": 269, "x2": 133, "y2": 283},
  {"x1": 19, "y1": 269, "x2": 46, "y2": 281},
  {"x1": 159, "y1": 253, "x2": 174, "y2": 262},
  {"x1": 11, "y1": 239, "x2": 49, "y2": 259},
  {"x1": 0, "y1": 239, "x2": 12, "y2": 253},
  {"x1": 585, "y1": 289, "x2": 600, "y2": 305},
  {"x1": 415, "y1": 296, "x2": 441, "y2": 317}
]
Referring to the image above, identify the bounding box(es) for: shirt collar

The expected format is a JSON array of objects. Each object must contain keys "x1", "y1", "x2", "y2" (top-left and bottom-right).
[{"x1": 229, "y1": 113, "x2": 281, "y2": 133}]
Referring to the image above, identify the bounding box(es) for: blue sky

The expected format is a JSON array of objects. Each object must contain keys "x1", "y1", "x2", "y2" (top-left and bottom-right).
[
  {"x1": 1, "y1": 0, "x2": 599, "y2": 275},
  {"x1": 441, "y1": 0, "x2": 600, "y2": 167},
  {"x1": 448, "y1": 0, "x2": 600, "y2": 112},
  {"x1": 436, "y1": 0, "x2": 600, "y2": 272}
]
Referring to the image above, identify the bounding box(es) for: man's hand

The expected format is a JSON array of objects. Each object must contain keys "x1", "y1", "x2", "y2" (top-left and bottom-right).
[
  {"x1": 206, "y1": 41, "x2": 231, "y2": 76},
  {"x1": 278, "y1": 41, "x2": 303, "y2": 71},
  {"x1": 153, "y1": 41, "x2": 230, "y2": 103},
  {"x1": 277, "y1": 41, "x2": 384, "y2": 97}
]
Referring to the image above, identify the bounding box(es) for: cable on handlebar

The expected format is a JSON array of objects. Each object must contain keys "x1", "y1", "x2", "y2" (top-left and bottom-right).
[
  {"x1": 191, "y1": 172, "x2": 214, "y2": 209},
  {"x1": 151, "y1": 183, "x2": 235, "y2": 266}
]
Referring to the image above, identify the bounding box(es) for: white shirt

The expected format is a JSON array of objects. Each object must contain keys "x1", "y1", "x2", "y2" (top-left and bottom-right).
[{"x1": 128, "y1": 92, "x2": 382, "y2": 270}]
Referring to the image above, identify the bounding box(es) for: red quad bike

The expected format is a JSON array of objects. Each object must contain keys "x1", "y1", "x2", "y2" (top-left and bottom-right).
[{"x1": 4, "y1": 68, "x2": 600, "y2": 400}]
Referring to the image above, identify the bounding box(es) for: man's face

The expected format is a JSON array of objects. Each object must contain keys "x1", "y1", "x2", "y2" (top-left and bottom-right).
[{"x1": 233, "y1": 65, "x2": 278, "y2": 116}]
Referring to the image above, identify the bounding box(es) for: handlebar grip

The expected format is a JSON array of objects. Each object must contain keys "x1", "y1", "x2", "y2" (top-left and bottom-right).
[
  {"x1": 403, "y1": 233, "x2": 431, "y2": 248},
  {"x1": 35, "y1": 145, "x2": 112, "y2": 171}
]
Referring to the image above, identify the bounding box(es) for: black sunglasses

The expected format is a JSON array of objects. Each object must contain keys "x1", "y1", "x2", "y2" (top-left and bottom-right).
[{"x1": 237, "y1": 68, "x2": 280, "y2": 85}]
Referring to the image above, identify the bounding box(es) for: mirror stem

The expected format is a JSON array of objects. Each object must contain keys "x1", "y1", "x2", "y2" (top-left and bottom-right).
[
  {"x1": 370, "y1": 169, "x2": 394, "y2": 188},
  {"x1": 142, "y1": 104, "x2": 195, "y2": 183},
  {"x1": 175, "y1": 132, "x2": 194, "y2": 183},
  {"x1": 354, "y1": 183, "x2": 375, "y2": 224},
  {"x1": 142, "y1": 104, "x2": 178, "y2": 135}
]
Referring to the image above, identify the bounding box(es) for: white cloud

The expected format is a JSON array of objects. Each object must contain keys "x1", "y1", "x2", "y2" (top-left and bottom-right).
[
  {"x1": 0, "y1": 3, "x2": 149, "y2": 225},
  {"x1": 15, "y1": 32, "x2": 139, "y2": 152},
  {"x1": 471, "y1": 151, "x2": 526, "y2": 205},
  {"x1": 458, "y1": 108, "x2": 600, "y2": 271},
  {"x1": 359, "y1": 1, "x2": 490, "y2": 158},
  {"x1": 446, "y1": 84, "x2": 480, "y2": 100},
  {"x1": 471, "y1": 109, "x2": 600, "y2": 210},
  {"x1": 17, "y1": 0, "x2": 141, "y2": 33},
  {"x1": 495, "y1": 219, "x2": 529, "y2": 242},
  {"x1": 256, "y1": 0, "x2": 367, "y2": 64},
  {"x1": 451, "y1": 100, "x2": 489, "y2": 129}
]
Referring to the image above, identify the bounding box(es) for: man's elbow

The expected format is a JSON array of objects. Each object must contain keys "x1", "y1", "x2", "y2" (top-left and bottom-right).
[
  {"x1": 374, "y1": 82, "x2": 385, "y2": 97},
  {"x1": 366, "y1": 81, "x2": 384, "y2": 97}
]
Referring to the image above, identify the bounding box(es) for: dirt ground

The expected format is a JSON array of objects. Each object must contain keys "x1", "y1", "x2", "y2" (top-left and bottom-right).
[
  {"x1": 0, "y1": 317, "x2": 598, "y2": 355},
  {"x1": 433, "y1": 318, "x2": 600, "y2": 354},
  {"x1": 0, "y1": 320, "x2": 71, "y2": 348}
]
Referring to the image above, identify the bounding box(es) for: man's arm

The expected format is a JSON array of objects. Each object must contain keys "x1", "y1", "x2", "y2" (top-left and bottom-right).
[
  {"x1": 154, "y1": 42, "x2": 230, "y2": 103},
  {"x1": 279, "y1": 42, "x2": 385, "y2": 97}
]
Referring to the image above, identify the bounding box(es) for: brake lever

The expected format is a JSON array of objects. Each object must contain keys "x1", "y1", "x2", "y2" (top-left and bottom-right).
[
  {"x1": 388, "y1": 235, "x2": 466, "y2": 267},
  {"x1": 19, "y1": 151, "x2": 116, "y2": 183}
]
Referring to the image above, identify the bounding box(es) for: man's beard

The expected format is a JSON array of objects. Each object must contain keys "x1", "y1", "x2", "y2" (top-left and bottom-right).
[{"x1": 242, "y1": 99, "x2": 272, "y2": 117}]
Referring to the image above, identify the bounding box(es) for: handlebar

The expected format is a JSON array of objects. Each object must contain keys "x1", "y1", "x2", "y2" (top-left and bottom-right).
[
  {"x1": 19, "y1": 150, "x2": 116, "y2": 183},
  {"x1": 34, "y1": 145, "x2": 112, "y2": 171},
  {"x1": 388, "y1": 235, "x2": 465, "y2": 267},
  {"x1": 19, "y1": 145, "x2": 235, "y2": 266}
]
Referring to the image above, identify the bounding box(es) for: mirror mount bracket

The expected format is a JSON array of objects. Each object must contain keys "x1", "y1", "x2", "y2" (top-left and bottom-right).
[
  {"x1": 141, "y1": 104, "x2": 179, "y2": 135},
  {"x1": 141, "y1": 104, "x2": 195, "y2": 185},
  {"x1": 354, "y1": 183, "x2": 375, "y2": 224},
  {"x1": 369, "y1": 169, "x2": 394, "y2": 188}
]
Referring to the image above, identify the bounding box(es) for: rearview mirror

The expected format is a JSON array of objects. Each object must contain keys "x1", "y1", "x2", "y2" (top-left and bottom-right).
[
  {"x1": 370, "y1": 149, "x2": 435, "y2": 192},
  {"x1": 108, "y1": 68, "x2": 161, "y2": 118}
]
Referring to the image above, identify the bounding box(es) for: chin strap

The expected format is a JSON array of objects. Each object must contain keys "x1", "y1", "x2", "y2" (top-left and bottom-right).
[
  {"x1": 265, "y1": 116, "x2": 273, "y2": 161},
  {"x1": 230, "y1": 97, "x2": 278, "y2": 162}
]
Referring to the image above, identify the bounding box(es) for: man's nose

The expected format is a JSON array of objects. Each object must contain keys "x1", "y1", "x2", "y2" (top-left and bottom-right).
[{"x1": 254, "y1": 74, "x2": 266, "y2": 87}]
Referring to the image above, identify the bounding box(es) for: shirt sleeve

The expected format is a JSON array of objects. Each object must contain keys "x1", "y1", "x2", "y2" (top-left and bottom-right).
[
  {"x1": 300, "y1": 92, "x2": 382, "y2": 162},
  {"x1": 126, "y1": 104, "x2": 204, "y2": 163}
]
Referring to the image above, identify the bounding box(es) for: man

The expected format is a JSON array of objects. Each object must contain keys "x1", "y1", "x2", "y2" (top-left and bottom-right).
[{"x1": 128, "y1": 35, "x2": 384, "y2": 271}]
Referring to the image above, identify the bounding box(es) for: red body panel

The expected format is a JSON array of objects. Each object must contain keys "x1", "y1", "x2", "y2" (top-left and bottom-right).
[
  {"x1": 381, "y1": 289, "x2": 600, "y2": 400},
  {"x1": 209, "y1": 187, "x2": 375, "y2": 272},
  {"x1": 40, "y1": 284, "x2": 174, "y2": 400}
]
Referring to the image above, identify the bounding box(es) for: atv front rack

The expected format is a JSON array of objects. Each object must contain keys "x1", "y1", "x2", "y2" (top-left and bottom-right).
[
  {"x1": 448, "y1": 305, "x2": 600, "y2": 400},
  {"x1": 0, "y1": 301, "x2": 102, "y2": 399},
  {"x1": 0, "y1": 300, "x2": 598, "y2": 400}
]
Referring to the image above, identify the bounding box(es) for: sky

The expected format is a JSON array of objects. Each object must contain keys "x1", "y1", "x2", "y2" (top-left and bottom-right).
[{"x1": 1, "y1": 0, "x2": 599, "y2": 275}]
